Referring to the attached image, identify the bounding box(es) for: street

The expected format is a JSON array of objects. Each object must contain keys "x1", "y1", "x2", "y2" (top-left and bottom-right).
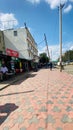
[
  {"x1": 0, "y1": 68, "x2": 73, "y2": 130},
  {"x1": 63, "y1": 65, "x2": 73, "y2": 75}
]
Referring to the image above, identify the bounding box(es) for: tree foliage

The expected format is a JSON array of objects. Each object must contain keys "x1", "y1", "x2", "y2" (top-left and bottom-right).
[
  {"x1": 62, "y1": 50, "x2": 73, "y2": 62},
  {"x1": 57, "y1": 50, "x2": 73, "y2": 62},
  {"x1": 39, "y1": 53, "x2": 49, "y2": 64}
]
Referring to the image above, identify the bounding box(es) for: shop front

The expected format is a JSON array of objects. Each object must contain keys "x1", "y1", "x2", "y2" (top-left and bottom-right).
[
  {"x1": 6, "y1": 48, "x2": 32, "y2": 74},
  {"x1": 0, "y1": 48, "x2": 33, "y2": 75}
]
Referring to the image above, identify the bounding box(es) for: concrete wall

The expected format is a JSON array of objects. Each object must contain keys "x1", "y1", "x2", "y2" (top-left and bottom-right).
[
  {"x1": 3, "y1": 28, "x2": 39, "y2": 62},
  {"x1": 0, "y1": 31, "x2": 5, "y2": 53},
  {"x1": 3, "y1": 28, "x2": 29, "y2": 59}
]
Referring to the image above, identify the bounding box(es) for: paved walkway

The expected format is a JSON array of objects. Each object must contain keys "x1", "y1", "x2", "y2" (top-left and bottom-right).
[
  {"x1": 0, "y1": 72, "x2": 30, "y2": 90},
  {"x1": 0, "y1": 68, "x2": 73, "y2": 130}
]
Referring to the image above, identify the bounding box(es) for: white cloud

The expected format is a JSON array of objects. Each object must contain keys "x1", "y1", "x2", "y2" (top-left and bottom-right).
[
  {"x1": 45, "y1": 0, "x2": 68, "y2": 9},
  {"x1": 70, "y1": 46, "x2": 73, "y2": 50},
  {"x1": 69, "y1": 0, "x2": 73, "y2": 2},
  {"x1": 27, "y1": 0, "x2": 68, "y2": 8},
  {"x1": 64, "y1": 4, "x2": 72, "y2": 13},
  {"x1": 38, "y1": 44, "x2": 60, "y2": 61},
  {"x1": 38, "y1": 41, "x2": 73, "y2": 61},
  {"x1": 45, "y1": 0, "x2": 60, "y2": 9},
  {"x1": 48, "y1": 45, "x2": 60, "y2": 61},
  {"x1": 26, "y1": 0, "x2": 73, "y2": 14},
  {"x1": 26, "y1": 0, "x2": 41, "y2": 4},
  {"x1": 38, "y1": 45, "x2": 46, "y2": 54},
  {"x1": 0, "y1": 13, "x2": 18, "y2": 30}
]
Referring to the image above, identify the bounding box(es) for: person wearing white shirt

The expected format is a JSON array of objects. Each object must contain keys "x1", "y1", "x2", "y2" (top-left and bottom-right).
[
  {"x1": 1, "y1": 66, "x2": 8, "y2": 73},
  {"x1": 0, "y1": 64, "x2": 8, "y2": 81}
]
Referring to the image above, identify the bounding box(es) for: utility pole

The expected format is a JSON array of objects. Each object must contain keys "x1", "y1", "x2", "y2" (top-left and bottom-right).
[
  {"x1": 59, "y1": 4, "x2": 64, "y2": 72},
  {"x1": 50, "y1": 49, "x2": 52, "y2": 61},
  {"x1": 44, "y1": 33, "x2": 50, "y2": 60},
  {"x1": 24, "y1": 22, "x2": 27, "y2": 29}
]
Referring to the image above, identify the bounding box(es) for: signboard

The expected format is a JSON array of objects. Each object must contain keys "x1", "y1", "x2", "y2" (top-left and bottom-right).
[{"x1": 6, "y1": 48, "x2": 19, "y2": 57}]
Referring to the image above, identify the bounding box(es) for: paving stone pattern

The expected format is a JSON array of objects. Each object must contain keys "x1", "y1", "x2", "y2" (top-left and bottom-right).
[{"x1": 0, "y1": 69, "x2": 73, "y2": 130}]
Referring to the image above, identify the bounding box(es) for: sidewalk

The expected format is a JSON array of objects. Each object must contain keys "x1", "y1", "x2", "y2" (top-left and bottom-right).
[
  {"x1": 0, "y1": 68, "x2": 73, "y2": 130},
  {"x1": 0, "y1": 72, "x2": 31, "y2": 90}
]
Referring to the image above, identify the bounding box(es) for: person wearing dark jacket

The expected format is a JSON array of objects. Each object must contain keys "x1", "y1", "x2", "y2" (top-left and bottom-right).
[{"x1": 50, "y1": 62, "x2": 53, "y2": 70}]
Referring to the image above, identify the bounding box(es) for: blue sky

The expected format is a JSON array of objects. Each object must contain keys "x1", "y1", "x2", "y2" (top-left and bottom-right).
[{"x1": 0, "y1": 0, "x2": 73, "y2": 60}]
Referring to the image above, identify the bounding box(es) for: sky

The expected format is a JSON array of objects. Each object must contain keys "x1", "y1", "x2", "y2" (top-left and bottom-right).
[{"x1": 0, "y1": 0, "x2": 73, "y2": 61}]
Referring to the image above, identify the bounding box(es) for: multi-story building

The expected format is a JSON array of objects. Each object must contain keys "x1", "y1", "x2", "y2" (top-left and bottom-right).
[
  {"x1": 3, "y1": 27, "x2": 38, "y2": 62},
  {"x1": 0, "y1": 31, "x2": 5, "y2": 54},
  {"x1": 26, "y1": 27, "x2": 38, "y2": 62},
  {"x1": 1, "y1": 27, "x2": 39, "y2": 72}
]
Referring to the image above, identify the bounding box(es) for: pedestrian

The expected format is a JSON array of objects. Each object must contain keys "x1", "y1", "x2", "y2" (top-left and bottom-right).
[
  {"x1": 50, "y1": 62, "x2": 53, "y2": 70},
  {"x1": 0, "y1": 64, "x2": 8, "y2": 80}
]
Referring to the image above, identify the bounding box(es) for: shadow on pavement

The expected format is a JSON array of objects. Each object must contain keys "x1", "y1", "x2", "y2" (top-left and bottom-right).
[
  {"x1": 0, "y1": 103, "x2": 18, "y2": 125},
  {"x1": 0, "y1": 73, "x2": 37, "y2": 91},
  {"x1": 0, "y1": 90, "x2": 34, "y2": 97},
  {"x1": 11, "y1": 73, "x2": 37, "y2": 85},
  {"x1": 26, "y1": 73, "x2": 37, "y2": 78},
  {"x1": 0, "y1": 73, "x2": 37, "y2": 85}
]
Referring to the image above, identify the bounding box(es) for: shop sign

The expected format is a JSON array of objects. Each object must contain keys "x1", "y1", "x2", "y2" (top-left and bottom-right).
[{"x1": 6, "y1": 48, "x2": 19, "y2": 57}]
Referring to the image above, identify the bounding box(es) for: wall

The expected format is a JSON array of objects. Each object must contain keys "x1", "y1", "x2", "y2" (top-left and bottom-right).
[
  {"x1": 3, "y1": 28, "x2": 29, "y2": 59},
  {"x1": 0, "y1": 31, "x2": 5, "y2": 54},
  {"x1": 3, "y1": 27, "x2": 39, "y2": 62}
]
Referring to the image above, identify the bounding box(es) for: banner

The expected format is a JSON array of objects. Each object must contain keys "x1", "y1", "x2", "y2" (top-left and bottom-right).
[{"x1": 6, "y1": 48, "x2": 19, "y2": 57}]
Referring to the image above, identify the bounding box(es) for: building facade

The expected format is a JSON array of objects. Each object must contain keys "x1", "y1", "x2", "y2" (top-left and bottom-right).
[
  {"x1": 0, "y1": 27, "x2": 39, "y2": 72},
  {"x1": 3, "y1": 27, "x2": 38, "y2": 62},
  {"x1": 26, "y1": 27, "x2": 38, "y2": 62},
  {"x1": 0, "y1": 31, "x2": 5, "y2": 54}
]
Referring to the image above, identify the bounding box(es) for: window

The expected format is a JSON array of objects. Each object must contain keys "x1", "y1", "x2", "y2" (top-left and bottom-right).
[
  {"x1": 14, "y1": 31, "x2": 17, "y2": 36},
  {"x1": 28, "y1": 43, "x2": 29, "y2": 47},
  {"x1": 29, "y1": 52, "x2": 30, "y2": 57}
]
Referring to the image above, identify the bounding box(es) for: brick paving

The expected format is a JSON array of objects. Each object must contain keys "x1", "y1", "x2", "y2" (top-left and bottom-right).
[{"x1": 0, "y1": 68, "x2": 73, "y2": 130}]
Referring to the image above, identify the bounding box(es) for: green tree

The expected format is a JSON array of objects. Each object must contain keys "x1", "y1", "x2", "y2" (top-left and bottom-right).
[
  {"x1": 57, "y1": 50, "x2": 73, "y2": 62},
  {"x1": 39, "y1": 53, "x2": 49, "y2": 64},
  {"x1": 62, "y1": 50, "x2": 73, "y2": 62}
]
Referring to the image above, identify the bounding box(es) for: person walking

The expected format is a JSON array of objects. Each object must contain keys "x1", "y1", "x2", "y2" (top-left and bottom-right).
[{"x1": 50, "y1": 62, "x2": 53, "y2": 70}]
